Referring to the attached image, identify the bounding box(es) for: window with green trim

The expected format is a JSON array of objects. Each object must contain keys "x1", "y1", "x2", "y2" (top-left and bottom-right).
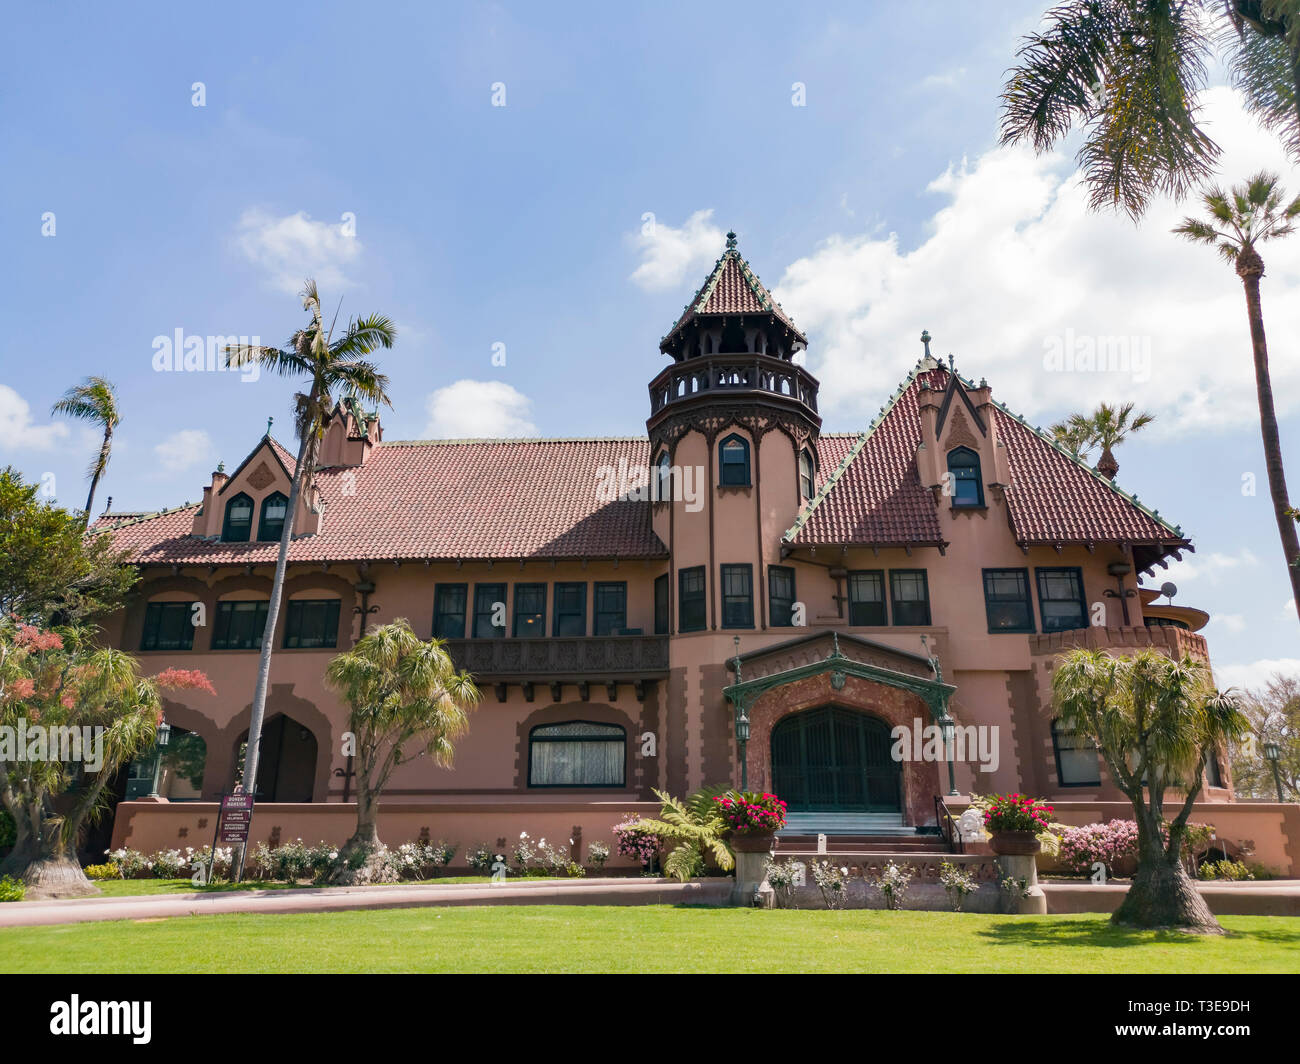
[
  {"x1": 1051, "y1": 719, "x2": 1100, "y2": 786},
  {"x1": 848, "y1": 570, "x2": 887, "y2": 626},
  {"x1": 593, "y1": 582, "x2": 627, "y2": 635},
  {"x1": 679, "y1": 566, "x2": 706, "y2": 632},
  {"x1": 257, "y1": 491, "x2": 288, "y2": 541},
  {"x1": 212, "y1": 600, "x2": 268, "y2": 650},
  {"x1": 432, "y1": 583, "x2": 467, "y2": 639},
  {"x1": 654, "y1": 574, "x2": 669, "y2": 635},
  {"x1": 283, "y1": 599, "x2": 341, "y2": 649},
  {"x1": 718, "y1": 434, "x2": 751, "y2": 487},
  {"x1": 221, "y1": 493, "x2": 253, "y2": 542},
  {"x1": 983, "y1": 568, "x2": 1034, "y2": 633},
  {"x1": 473, "y1": 583, "x2": 506, "y2": 638},
  {"x1": 720, "y1": 564, "x2": 754, "y2": 628},
  {"x1": 1036, "y1": 567, "x2": 1086, "y2": 632},
  {"x1": 890, "y1": 570, "x2": 931, "y2": 626},
  {"x1": 512, "y1": 583, "x2": 546, "y2": 637},
  {"x1": 768, "y1": 566, "x2": 796, "y2": 627},
  {"x1": 141, "y1": 602, "x2": 197, "y2": 651},
  {"x1": 553, "y1": 582, "x2": 587, "y2": 636}
]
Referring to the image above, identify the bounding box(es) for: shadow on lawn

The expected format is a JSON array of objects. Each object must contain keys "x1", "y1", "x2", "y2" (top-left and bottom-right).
[{"x1": 978, "y1": 918, "x2": 1300, "y2": 950}]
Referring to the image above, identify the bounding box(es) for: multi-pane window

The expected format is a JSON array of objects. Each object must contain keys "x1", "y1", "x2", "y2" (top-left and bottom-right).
[
  {"x1": 655, "y1": 451, "x2": 672, "y2": 503},
  {"x1": 1036, "y1": 567, "x2": 1087, "y2": 632},
  {"x1": 848, "y1": 570, "x2": 887, "y2": 626},
  {"x1": 553, "y1": 582, "x2": 587, "y2": 636},
  {"x1": 257, "y1": 492, "x2": 288, "y2": 541},
  {"x1": 593, "y1": 582, "x2": 627, "y2": 635},
  {"x1": 212, "y1": 600, "x2": 269, "y2": 650},
  {"x1": 947, "y1": 447, "x2": 984, "y2": 507},
  {"x1": 528, "y1": 721, "x2": 626, "y2": 787},
  {"x1": 1051, "y1": 720, "x2": 1101, "y2": 786},
  {"x1": 654, "y1": 574, "x2": 669, "y2": 635},
  {"x1": 679, "y1": 566, "x2": 706, "y2": 632},
  {"x1": 890, "y1": 570, "x2": 931, "y2": 626},
  {"x1": 283, "y1": 599, "x2": 341, "y2": 649},
  {"x1": 983, "y1": 568, "x2": 1034, "y2": 633},
  {"x1": 473, "y1": 583, "x2": 506, "y2": 638},
  {"x1": 432, "y1": 584, "x2": 467, "y2": 639},
  {"x1": 512, "y1": 583, "x2": 547, "y2": 637},
  {"x1": 720, "y1": 564, "x2": 754, "y2": 628},
  {"x1": 718, "y1": 434, "x2": 750, "y2": 487},
  {"x1": 221, "y1": 493, "x2": 253, "y2": 542},
  {"x1": 141, "y1": 602, "x2": 197, "y2": 651},
  {"x1": 799, "y1": 450, "x2": 815, "y2": 501},
  {"x1": 768, "y1": 566, "x2": 796, "y2": 627}
]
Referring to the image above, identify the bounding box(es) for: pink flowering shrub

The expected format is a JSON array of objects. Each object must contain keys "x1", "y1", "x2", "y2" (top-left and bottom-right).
[
  {"x1": 1055, "y1": 820, "x2": 1140, "y2": 874},
  {"x1": 613, "y1": 816, "x2": 660, "y2": 865}
]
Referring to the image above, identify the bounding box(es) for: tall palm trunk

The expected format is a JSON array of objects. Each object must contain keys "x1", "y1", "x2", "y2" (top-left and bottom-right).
[
  {"x1": 1112, "y1": 806, "x2": 1219, "y2": 932},
  {"x1": 1237, "y1": 250, "x2": 1300, "y2": 625},
  {"x1": 83, "y1": 425, "x2": 112, "y2": 526}
]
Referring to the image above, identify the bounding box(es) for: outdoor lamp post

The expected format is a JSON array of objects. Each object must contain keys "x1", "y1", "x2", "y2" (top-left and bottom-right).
[
  {"x1": 938, "y1": 711, "x2": 958, "y2": 796},
  {"x1": 1263, "y1": 740, "x2": 1285, "y2": 803},
  {"x1": 732, "y1": 636, "x2": 749, "y2": 790},
  {"x1": 147, "y1": 718, "x2": 172, "y2": 799}
]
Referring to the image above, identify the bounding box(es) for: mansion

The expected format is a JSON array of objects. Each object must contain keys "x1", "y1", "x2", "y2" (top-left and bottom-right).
[{"x1": 95, "y1": 234, "x2": 1299, "y2": 874}]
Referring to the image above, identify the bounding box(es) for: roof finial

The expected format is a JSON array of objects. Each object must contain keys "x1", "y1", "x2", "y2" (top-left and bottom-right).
[
  {"x1": 217, "y1": 461, "x2": 225, "y2": 473},
  {"x1": 947, "y1": 352, "x2": 955, "y2": 372},
  {"x1": 920, "y1": 329, "x2": 932, "y2": 358},
  {"x1": 725, "y1": 230, "x2": 737, "y2": 252},
  {"x1": 266, "y1": 416, "x2": 274, "y2": 437}
]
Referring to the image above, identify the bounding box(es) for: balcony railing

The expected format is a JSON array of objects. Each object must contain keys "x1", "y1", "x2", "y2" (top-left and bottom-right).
[
  {"x1": 1029, "y1": 624, "x2": 1208, "y2": 661},
  {"x1": 444, "y1": 635, "x2": 670, "y2": 681},
  {"x1": 648, "y1": 354, "x2": 819, "y2": 417}
]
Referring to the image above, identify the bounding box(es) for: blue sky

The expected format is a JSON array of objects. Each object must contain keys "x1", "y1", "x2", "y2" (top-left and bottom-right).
[{"x1": 1, "y1": 1, "x2": 1297, "y2": 687}]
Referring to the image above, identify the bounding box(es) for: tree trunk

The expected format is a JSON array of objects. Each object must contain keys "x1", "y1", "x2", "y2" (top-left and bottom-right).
[
  {"x1": 1238, "y1": 266, "x2": 1300, "y2": 625},
  {"x1": 1111, "y1": 816, "x2": 1221, "y2": 933},
  {"x1": 1096, "y1": 445, "x2": 1118, "y2": 480},
  {"x1": 82, "y1": 426, "x2": 112, "y2": 527},
  {"x1": 0, "y1": 823, "x2": 100, "y2": 900},
  {"x1": 328, "y1": 783, "x2": 384, "y2": 885}
]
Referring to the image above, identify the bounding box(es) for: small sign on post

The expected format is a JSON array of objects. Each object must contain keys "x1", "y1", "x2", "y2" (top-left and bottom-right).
[{"x1": 210, "y1": 790, "x2": 255, "y2": 883}]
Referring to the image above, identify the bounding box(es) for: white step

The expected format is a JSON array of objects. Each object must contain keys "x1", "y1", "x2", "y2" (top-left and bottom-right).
[{"x1": 779, "y1": 812, "x2": 910, "y2": 836}]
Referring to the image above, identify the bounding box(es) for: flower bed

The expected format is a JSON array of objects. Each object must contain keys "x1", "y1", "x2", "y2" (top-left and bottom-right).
[{"x1": 714, "y1": 791, "x2": 787, "y2": 835}]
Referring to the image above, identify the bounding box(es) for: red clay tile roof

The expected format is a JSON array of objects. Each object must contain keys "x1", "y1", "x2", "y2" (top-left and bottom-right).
[
  {"x1": 662, "y1": 242, "x2": 806, "y2": 352},
  {"x1": 92, "y1": 438, "x2": 667, "y2": 565},
  {"x1": 787, "y1": 365, "x2": 1188, "y2": 557}
]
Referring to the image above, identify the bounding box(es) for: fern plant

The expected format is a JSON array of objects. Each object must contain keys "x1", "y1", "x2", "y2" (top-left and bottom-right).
[{"x1": 632, "y1": 785, "x2": 735, "y2": 882}]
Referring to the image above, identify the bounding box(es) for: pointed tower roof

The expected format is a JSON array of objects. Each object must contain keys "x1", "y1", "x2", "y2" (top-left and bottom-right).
[{"x1": 660, "y1": 231, "x2": 806, "y2": 357}]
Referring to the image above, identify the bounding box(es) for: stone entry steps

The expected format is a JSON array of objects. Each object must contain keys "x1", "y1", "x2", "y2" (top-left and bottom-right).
[
  {"x1": 775, "y1": 834, "x2": 951, "y2": 855},
  {"x1": 779, "y1": 812, "x2": 910, "y2": 835}
]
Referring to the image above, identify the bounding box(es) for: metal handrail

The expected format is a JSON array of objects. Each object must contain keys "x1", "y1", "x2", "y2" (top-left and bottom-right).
[{"x1": 934, "y1": 795, "x2": 964, "y2": 854}]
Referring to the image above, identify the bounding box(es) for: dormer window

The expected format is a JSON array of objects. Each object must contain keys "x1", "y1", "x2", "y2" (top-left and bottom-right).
[
  {"x1": 719, "y1": 434, "x2": 751, "y2": 487},
  {"x1": 655, "y1": 450, "x2": 672, "y2": 503},
  {"x1": 221, "y1": 492, "x2": 254, "y2": 542},
  {"x1": 947, "y1": 447, "x2": 984, "y2": 507},
  {"x1": 257, "y1": 491, "x2": 288, "y2": 541},
  {"x1": 799, "y1": 449, "x2": 815, "y2": 500}
]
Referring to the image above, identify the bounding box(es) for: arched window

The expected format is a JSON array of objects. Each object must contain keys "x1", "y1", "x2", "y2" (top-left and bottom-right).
[
  {"x1": 718, "y1": 433, "x2": 750, "y2": 487},
  {"x1": 799, "y1": 449, "x2": 815, "y2": 500},
  {"x1": 655, "y1": 450, "x2": 672, "y2": 503},
  {"x1": 947, "y1": 447, "x2": 984, "y2": 507},
  {"x1": 221, "y1": 492, "x2": 254, "y2": 542},
  {"x1": 257, "y1": 491, "x2": 288, "y2": 541},
  {"x1": 1051, "y1": 719, "x2": 1101, "y2": 786},
  {"x1": 528, "y1": 721, "x2": 626, "y2": 788}
]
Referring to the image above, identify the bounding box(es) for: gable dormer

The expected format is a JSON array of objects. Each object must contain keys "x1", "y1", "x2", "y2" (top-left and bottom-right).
[
  {"x1": 318, "y1": 397, "x2": 382, "y2": 469},
  {"x1": 191, "y1": 435, "x2": 323, "y2": 540},
  {"x1": 915, "y1": 347, "x2": 1009, "y2": 514}
]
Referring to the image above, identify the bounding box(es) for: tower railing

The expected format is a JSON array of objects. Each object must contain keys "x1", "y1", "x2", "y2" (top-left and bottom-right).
[{"x1": 648, "y1": 353, "x2": 819, "y2": 417}]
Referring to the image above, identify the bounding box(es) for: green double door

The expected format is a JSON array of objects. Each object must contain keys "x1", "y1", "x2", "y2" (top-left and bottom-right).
[{"x1": 771, "y1": 706, "x2": 901, "y2": 812}]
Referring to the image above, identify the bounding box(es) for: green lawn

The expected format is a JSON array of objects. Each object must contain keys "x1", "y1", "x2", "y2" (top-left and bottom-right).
[
  {"x1": 91, "y1": 876, "x2": 499, "y2": 897},
  {"x1": 2, "y1": 906, "x2": 1296, "y2": 973}
]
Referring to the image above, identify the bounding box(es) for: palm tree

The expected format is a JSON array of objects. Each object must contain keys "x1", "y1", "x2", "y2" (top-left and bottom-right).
[
  {"x1": 1064, "y1": 401, "x2": 1155, "y2": 480},
  {"x1": 1050, "y1": 414, "x2": 1096, "y2": 462},
  {"x1": 1000, "y1": 2, "x2": 1300, "y2": 219},
  {"x1": 1174, "y1": 173, "x2": 1300, "y2": 624},
  {"x1": 1053, "y1": 648, "x2": 1247, "y2": 932},
  {"x1": 50, "y1": 376, "x2": 120, "y2": 526},
  {"x1": 225, "y1": 280, "x2": 394, "y2": 809},
  {"x1": 323, "y1": 619, "x2": 479, "y2": 882}
]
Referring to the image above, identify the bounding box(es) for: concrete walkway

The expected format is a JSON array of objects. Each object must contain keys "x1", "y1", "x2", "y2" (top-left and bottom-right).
[{"x1": 0, "y1": 877, "x2": 735, "y2": 928}]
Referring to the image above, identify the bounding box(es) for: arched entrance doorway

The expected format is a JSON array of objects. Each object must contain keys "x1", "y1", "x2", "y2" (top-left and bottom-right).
[
  {"x1": 235, "y1": 714, "x2": 318, "y2": 802},
  {"x1": 771, "y1": 706, "x2": 900, "y2": 813}
]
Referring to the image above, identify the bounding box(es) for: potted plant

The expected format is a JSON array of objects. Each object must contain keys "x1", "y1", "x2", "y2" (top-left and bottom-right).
[
  {"x1": 714, "y1": 791, "x2": 787, "y2": 852},
  {"x1": 982, "y1": 793, "x2": 1054, "y2": 855}
]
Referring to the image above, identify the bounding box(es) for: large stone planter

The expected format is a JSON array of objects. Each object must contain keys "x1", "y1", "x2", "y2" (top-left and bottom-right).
[
  {"x1": 730, "y1": 833, "x2": 776, "y2": 905},
  {"x1": 730, "y1": 832, "x2": 777, "y2": 854},
  {"x1": 988, "y1": 830, "x2": 1042, "y2": 856}
]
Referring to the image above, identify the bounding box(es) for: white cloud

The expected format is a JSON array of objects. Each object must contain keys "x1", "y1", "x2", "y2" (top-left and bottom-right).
[
  {"x1": 234, "y1": 208, "x2": 361, "y2": 295},
  {"x1": 153, "y1": 429, "x2": 214, "y2": 473},
  {"x1": 772, "y1": 88, "x2": 1300, "y2": 436},
  {"x1": 629, "y1": 209, "x2": 725, "y2": 292},
  {"x1": 1284, "y1": 598, "x2": 1296, "y2": 618},
  {"x1": 919, "y1": 67, "x2": 966, "y2": 90},
  {"x1": 422, "y1": 380, "x2": 537, "y2": 438},
  {"x1": 1215, "y1": 656, "x2": 1300, "y2": 693},
  {"x1": 1160, "y1": 548, "x2": 1259, "y2": 588},
  {"x1": 1207, "y1": 613, "x2": 1247, "y2": 634},
  {"x1": 0, "y1": 385, "x2": 70, "y2": 451}
]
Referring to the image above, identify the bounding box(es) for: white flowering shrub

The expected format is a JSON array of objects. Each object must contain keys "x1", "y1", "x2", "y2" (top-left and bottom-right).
[{"x1": 870, "y1": 861, "x2": 914, "y2": 911}]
